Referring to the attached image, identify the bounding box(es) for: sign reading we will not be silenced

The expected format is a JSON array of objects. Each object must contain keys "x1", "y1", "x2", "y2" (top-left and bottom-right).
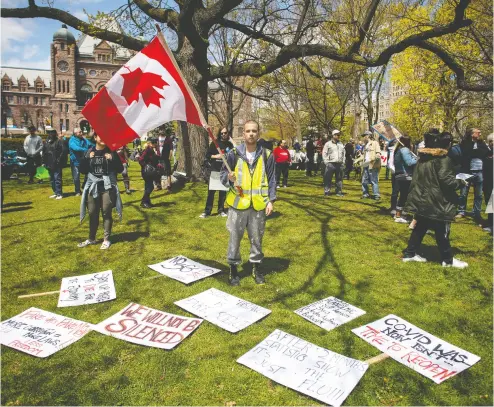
[
  {"x1": 175, "y1": 288, "x2": 271, "y2": 333},
  {"x1": 294, "y1": 297, "x2": 365, "y2": 331},
  {"x1": 0, "y1": 308, "x2": 92, "y2": 358},
  {"x1": 58, "y1": 270, "x2": 116, "y2": 307},
  {"x1": 94, "y1": 303, "x2": 202, "y2": 350},
  {"x1": 352, "y1": 315, "x2": 481, "y2": 383},
  {"x1": 237, "y1": 329, "x2": 368, "y2": 407},
  {"x1": 148, "y1": 256, "x2": 222, "y2": 284}
]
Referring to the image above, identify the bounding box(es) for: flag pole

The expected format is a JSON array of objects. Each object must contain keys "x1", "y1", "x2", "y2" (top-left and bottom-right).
[{"x1": 154, "y1": 25, "x2": 243, "y2": 196}]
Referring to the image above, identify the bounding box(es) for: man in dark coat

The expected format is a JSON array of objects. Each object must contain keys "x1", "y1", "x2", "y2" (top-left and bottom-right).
[
  {"x1": 305, "y1": 136, "x2": 315, "y2": 176},
  {"x1": 403, "y1": 130, "x2": 468, "y2": 268},
  {"x1": 482, "y1": 133, "x2": 493, "y2": 233}
]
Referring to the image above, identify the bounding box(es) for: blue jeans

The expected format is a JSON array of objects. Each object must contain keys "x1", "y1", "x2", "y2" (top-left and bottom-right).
[
  {"x1": 49, "y1": 168, "x2": 63, "y2": 196},
  {"x1": 70, "y1": 162, "x2": 87, "y2": 194},
  {"x1": 458, "y1": 171, "x2": 483, "y2": 217},
  {"x1": 362, "y1": 167, "x2": 380, "y2": 198}
]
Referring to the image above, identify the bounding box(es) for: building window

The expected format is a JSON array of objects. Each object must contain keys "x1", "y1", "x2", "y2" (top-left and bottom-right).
[
  {"x1": 61, "y1": 43, "x2": 65, "y2": 50},
  {"x1": 97, "y1": 54, "x2": 101, "y2": 61},
  {"x1": 34, "y1": 97, "x2": 39, "y2": 105},
  {"x1": 60, "y1": 103, "x2": 63, "y2": 112},
  {"x1": 62, "y1": 81, "x2": 66, "y2": 93},
  {"x1": 60, "y1": 119, "x2": 64, "y2": 131},
  {"x1": 67, "y1": 46, "x2": 70, "y2": 55},
  {"x1": 79, "y1": 68, "x2": 85, "y2": 76},
  {"x1": 89, "y1": 69, "x2": 97, "y2": 77},
  {"x1": 20, "y1": 82, "x2": 27, "y2": 92},
  {"x1": 7, "y1": 95, "x2": 14, "y2": 103},
  {"x1": 3, "y1": 81, "x2": 11, "y2": 91},
  {"x1": 36, "y1": 83, "x2": 43, "y2": 92},
  {"x1": 65, "y1": 104, "x2": 69, "y2": 113},
  {"x1": 40, "y1": 97, "x2": 45, "y2": 106},
  {"x1": 58, "y1": 80, "x2": 61, "y2": 93},
  {"x1": 66, "y1": 119, "x2": 70, "y2": 131}
]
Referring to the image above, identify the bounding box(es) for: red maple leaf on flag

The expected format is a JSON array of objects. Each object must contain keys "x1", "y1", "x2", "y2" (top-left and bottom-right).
[{"x1": 120, "y1": 67, "x2": 169, "y2": 107}]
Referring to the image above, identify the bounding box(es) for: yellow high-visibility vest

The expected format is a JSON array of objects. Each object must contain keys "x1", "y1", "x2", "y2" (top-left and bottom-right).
[{"x1": 226, "y1": 149, "x2": 270, "y2": 211}]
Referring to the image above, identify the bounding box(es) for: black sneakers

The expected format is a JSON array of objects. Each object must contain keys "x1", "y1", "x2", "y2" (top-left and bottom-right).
[
  {"x1": 252, "y1": 263, "x2": 265, "y2": 284},
  {"x1": 229, "y1": 265, "x2": 240, "y2": 286}
]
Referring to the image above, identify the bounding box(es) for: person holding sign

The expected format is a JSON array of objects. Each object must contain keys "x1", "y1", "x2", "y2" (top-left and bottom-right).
[
  {"x1": 78, "y1": 133, "x2": 123, "y2": 250},
  {"x1": 220, "y1": 121, "x2": 276, "y2": 286},
  {"x1": 403, "y1": 131, "x2": 468, "y2": 268},
  {"x1": 199, "y1": 128, "x2": 234, "y2": 218}
]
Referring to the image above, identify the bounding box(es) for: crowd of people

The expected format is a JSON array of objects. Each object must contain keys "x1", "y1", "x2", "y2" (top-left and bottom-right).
[{"x1": 13, "y1": 122, "x2": 493, "y2": 275}]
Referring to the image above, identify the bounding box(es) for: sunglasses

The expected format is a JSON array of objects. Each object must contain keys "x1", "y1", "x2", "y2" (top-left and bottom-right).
[{"x1": 221, "y1": 132, "x2": 228, "y2": 135}]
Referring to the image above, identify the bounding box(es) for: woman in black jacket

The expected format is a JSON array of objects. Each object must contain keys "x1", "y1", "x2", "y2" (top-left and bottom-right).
[
  {"x1": 483, "y1": 133, "x2": 493, "y2": 233},
  {"x1": 139, "y1": 138, "x2": 160, "y2": 208},
  {"x1": 199, "y1": 128, "x2": 234, "y2": 218},
  {"x1": 43, "y1": 130, "x2": 64, "y2": 199},
  {"x1": 402, "y1": 131, "x2": 468, "y2": 268}
]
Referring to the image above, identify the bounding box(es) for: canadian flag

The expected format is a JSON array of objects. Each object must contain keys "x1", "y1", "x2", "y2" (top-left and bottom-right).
[{"x1": 82, "y1": 36, "x2": 205, "y2": 150}]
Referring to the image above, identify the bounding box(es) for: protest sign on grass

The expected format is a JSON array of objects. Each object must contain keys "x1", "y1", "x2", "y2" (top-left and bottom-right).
[
  {"x1": 175, "y1": 288, "x2": 270, "y2": 332},
  {"x1": 58, "y1": 270, "x2": 116, "y2": 307},
  {"x1": 237, "y1": 329, "x2": 368, "y2": 407},
  {"x1": 352, "y1": 314, "x2": 481, "y2": 383},
  {"x1": 148, "y1": 256, "x2": 222, "y2": 284},
  {"x1": 294, "y1": 297, "x2": 365, "y2": 331},
  {"x1": 94, "y1": 302, "x2": 202, "y2": 349},
  {"x1": 0, "y1": 307, "x2": 92, "y2": 357}
]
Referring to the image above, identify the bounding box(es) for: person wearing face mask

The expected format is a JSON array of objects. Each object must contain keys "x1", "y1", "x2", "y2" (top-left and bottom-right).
[
  {"x1": 220, "y1": 120, "x2": 276, "y2": 286},
  {"x1": 199, "y1": 127, "x2": 234, "y2": 218},
  {"x1": 456, "y1": 128, "x2": 489, "y2": 225},
  {"x1": 78, "y1": 133, "x2": 123, "y2": 250}
]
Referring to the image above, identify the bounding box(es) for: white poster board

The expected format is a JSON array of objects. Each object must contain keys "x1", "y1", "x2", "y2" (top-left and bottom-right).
[
  {"x1": 352, "y1": 314, "x2": 480, "y2": 383},
  {"x1": 237, "y1": 329, "x2": 368, "y2": 407},
  {"x1": 147, "y1": 256, "x2": 222, "y2": 284},
  {"x1": 94, "y1": 302, "x2": 202, "y2": 350},
  {"x1": 209, "y1": 170, "x2": 229, "y2": 191},
  {"x1": 0, "y1": 307, "x2": 92, "y2": 358},
  {"x1": 175, "y1": 288, "x2": 271, "y2": 332},
  {"x1": 456, "y1": 173, "x2": 475, "y2": 181},
  {"x1": 58, "y1": 270, "x2": 116, "y2": 307},
  {"x1": 371, "y1": 120, "x2": 403, "y2": 141},
  {"x1": 294, "y1": 297, "x2": 365, "y2": 331}
]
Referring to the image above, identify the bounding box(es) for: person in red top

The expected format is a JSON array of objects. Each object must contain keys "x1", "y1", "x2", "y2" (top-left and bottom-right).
[
  {"x1": 314, "y1": 135, "x2": 324, "y2": 175},
  {"x1": 273, "y1": 140, "x2": 291, "y2": 188},
  {"x1": 116, "y1": 145, "x2": 131, "y2": 194}
]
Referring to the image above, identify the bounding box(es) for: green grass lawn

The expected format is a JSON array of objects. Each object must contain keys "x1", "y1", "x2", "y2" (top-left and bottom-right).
[{"x1": 1, "y1": 164, "x2": 492, "y2": 406}]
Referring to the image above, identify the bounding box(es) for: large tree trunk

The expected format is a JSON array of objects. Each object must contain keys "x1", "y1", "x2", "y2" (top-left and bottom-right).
[{"x1": 175, "y1": 40, "x2": 210, "y2": 181}]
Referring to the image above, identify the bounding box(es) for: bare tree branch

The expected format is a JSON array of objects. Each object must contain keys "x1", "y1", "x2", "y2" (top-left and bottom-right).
[
  {"x1": 205, "y1": 0, "x2": 243, "y2": 25},
  {"x1": 348, "y1": 0, "x2": 381, "y2": 55},
  {"x1": 220, "y1": 78, "x2": 270, "y2": 102},
  {"x1": 133, "y1": 0, "x2": 179, "y2": 31},
  {"x1": 292, "y1": 0, "x2": 311, "y2": 45}
]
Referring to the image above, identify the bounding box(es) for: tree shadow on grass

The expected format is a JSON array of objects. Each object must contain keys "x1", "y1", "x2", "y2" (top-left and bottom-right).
[
  {"x1": 2, "y1": 201, "x2": 32, "y2": 207},
  {"x1": 111, "y1": 230, "x2": 150, "y2": 243},
  {"x1": 12, "y1": 274, "x2": 60, "y2": 293},
  {"x1": 2, "y1": 205, "x2": 33, "y2": 213}
]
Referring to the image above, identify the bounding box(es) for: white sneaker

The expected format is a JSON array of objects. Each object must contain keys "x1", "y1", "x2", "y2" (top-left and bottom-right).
[
  {"x1": 219, "y1": 211, "x2": 228, "y2": 217},
  {"x1": 403, "y1": 255, "x2": 427, "y2": 263},
  {"x1": 49, "y1": 194, "x2": 57, "y2": 198},
  {"x1": 394, "y1": 217, "x2": 408, "y2": 224},
  {"x1": 442, "y1": 258, "x2": 468, "y2": 268},
  {"x1": 199, "y1": 213, "x2": 209, "y2": 219},
  {"x1": 482, "y1": 227, "x2": 492, "y2": 233},
  {"x1": 276, "y1": 185, "x2": 280, "y2": 189},
  {"x1": 56, "y1": 195, "x2": 63, "y2": 200},
  {"x1": 390, "y1": 209, "x2": 396, "y2": 216}
]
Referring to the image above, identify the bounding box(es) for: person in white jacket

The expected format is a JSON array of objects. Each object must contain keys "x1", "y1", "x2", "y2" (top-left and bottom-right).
[
  {"x1": 23, "y1": 125, "x2": 43, "y2": 184},
  {"x1": 322, "y1": 129, "x2": 346, "y2": 196}
]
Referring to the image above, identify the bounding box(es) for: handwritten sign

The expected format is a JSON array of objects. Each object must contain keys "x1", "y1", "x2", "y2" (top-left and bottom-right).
[
  {"x1": 352, "y1": 314, "x2": 480, "y2": 383},
  {"x1": 372, "y1": 120, "x2": 403, "y2": 141},
  {"x1": 58, "y1": 270, "x2": 116, "y2": 307},
  {"x1": 175, "y1": 288, "x2": 271, "y2": 332},
  {"x1": 294, "y1": 297, "x2": 365, "y2": 331},
  {"x1": 94, "y1": 302, "x2": 202, "y2": 350},
  {"x1": 237, "y1": 329, "x2": 368, "y2": 407},
  {"x1": 209, "y1": 171, "x2": 229, "y2": 191},
  {"x1": 0, "y1": 307, "x2": 92, "y2": 358},
  {"x1": 148, "y1": 256, "x2": 222, "y2": 284}
]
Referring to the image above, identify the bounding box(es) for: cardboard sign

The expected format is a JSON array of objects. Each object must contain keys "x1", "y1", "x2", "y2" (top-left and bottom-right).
[
  {"x1": 295, "y1": 297, "x2": 365, "y2": 331},
  {"x1": 58, "y1": 270, "x2": 116, "y2": 307},
  {"x1": 209, "y1": 170, "x2": 229, "y2": 191},
  {"x1": 237, "y1": 329, "x2": 368, "y2": 407},
  {"x1": 148, "y1": 256, "x2": 222, "y2": 284},
  {"x1": 94, "y1": 302, "x2": 202, "y2": 350},
  {"x1": 352, "y1": 314, "x2": 480, "y2": 383},
  {"x1": 175, "y1": 288, "x2": 271, "y2": 332},
  {"x1": 0, "y1": 307, "x2": 92, "y2": 358},
  {"x1": 371, "y1": 120, "x2": 403, "y2": 142},
  {"x1": 456, "y1": 173, "x2": 475, "y2": 181}
]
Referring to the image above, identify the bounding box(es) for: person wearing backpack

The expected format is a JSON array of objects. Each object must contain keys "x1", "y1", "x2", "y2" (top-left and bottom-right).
[
  {"x1": 139, "y1": 138, "x2": 160, "y2": 208},
  {"x1": 43, "y1": 130, "x2": 64, "y2": 199},
  {"x1": 78, "y1": 133, "x2": 124, "y2": 250},
  {"x1": 392, "y1": 136, "x2": 417, "y2": 223},
  {"x1": 220, "y1": 120, "x2": 276, "y2": 286}
]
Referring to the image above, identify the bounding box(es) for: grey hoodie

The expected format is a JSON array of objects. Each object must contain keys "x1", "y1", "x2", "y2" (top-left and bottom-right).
[
  {"x1": 220, "y1": 143, "x2": 277, "y2": 205},
  {"x1": 24, "y1": 134, "x2": 43, "y2": 157}
]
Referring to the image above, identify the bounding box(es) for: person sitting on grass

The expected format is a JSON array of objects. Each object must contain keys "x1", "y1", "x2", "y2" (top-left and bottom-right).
[
  {"x1": 402, "y1": 130, "x2": 468, "y2": 268},
  {"x1": 78, "y1": 134, "x2": 123, "y2": 250}
]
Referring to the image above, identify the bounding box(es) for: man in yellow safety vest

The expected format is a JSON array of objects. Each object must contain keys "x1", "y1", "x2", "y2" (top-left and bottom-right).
[{"x1": 220, "y1": 120, "x2": 277, "y2": 286}]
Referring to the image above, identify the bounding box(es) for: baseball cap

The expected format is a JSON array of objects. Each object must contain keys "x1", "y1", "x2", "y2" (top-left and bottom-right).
[
  {"x1": 332, "y1": 129, "x2": 341, "y2": 136},
  {"x1": 363, "y1": 131, "x2": 373, "y2": 136}
]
